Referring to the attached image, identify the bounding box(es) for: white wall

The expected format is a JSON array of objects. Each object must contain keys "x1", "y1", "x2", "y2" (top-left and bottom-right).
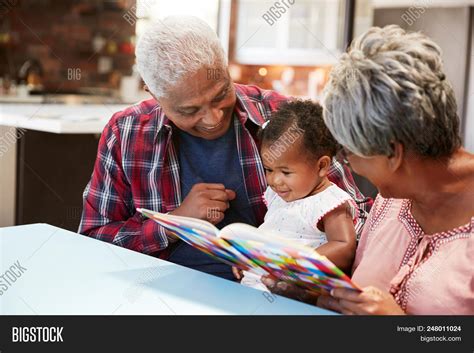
[
  {"x1": 0, "y1": 125, "x2": 17, "y2": 227},
  {"x1": 374, "y1": 0, "x2": 474, "y2": 8},
  {"x1": 464, "y1": 9, "x2": 474, "y2": 153}
]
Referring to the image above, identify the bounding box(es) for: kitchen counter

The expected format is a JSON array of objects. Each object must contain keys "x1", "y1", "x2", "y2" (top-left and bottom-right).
[
  {"x1": 0, "y1": 103, "x2": 129, "y2": 134},
  {"x1": 0, "y1": 102, "x2": 132, "y2": 230}
]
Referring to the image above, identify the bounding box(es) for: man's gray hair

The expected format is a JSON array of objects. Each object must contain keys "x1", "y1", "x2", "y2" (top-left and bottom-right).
[
  {"x1": 135, "y1": 16, "x2": 228, "y2": 98},
  {"x1": 322, "y1": 25, "x2": 461, "y2": 158}
]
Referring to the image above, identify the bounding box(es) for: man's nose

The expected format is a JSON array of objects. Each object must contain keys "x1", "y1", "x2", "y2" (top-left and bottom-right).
[{"x1": 201, "y1": 107, "x2": 223, "y2": 126}]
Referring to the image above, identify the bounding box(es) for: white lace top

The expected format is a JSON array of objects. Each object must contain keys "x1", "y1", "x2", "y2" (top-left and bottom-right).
[
  {"x1": 241, "y1": 183, "x2": 357, "y2": 290},
  {"x1": 259, "y1": 183, "x2": 357, "y2": 247}
]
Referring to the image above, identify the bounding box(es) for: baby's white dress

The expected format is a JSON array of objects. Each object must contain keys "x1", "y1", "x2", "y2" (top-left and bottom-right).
[{"x1": 240, "y1": 183, "x2": 357, "y2": 290}]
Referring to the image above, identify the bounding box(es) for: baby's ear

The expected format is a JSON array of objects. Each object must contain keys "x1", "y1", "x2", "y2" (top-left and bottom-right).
[{"x1": 317, "y1": 156, "x2": 332, "y2": 177}]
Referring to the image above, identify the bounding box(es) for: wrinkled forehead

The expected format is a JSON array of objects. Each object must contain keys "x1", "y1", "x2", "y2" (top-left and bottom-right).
[{"x1": 166, "y1": 66, "x2": 230, "y2": 106}]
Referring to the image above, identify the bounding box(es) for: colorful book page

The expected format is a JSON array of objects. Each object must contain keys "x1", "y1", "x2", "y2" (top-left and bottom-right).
[
  {"x1": 138, "y1": 209, "x2": 260, "y2": 272},
  {"x1": 225, "y1": 238, "x2": 360, "y2": 294}
]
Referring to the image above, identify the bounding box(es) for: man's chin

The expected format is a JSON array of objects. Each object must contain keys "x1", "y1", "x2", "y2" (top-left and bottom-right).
[{"x1": 194, "y1": 117, "x2": 232, "y2": 140}]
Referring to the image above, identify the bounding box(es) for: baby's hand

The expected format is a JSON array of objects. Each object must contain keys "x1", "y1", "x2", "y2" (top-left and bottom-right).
[{"x1": 232, "y1": 266, "x2": 243, "y2": 281}]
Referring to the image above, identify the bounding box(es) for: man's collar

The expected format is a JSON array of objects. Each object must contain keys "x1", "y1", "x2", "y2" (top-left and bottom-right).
[
  {"x1": 152, "y1": 101, "x2": 171, "y2": 141},
  {"x1": 234, "y1": 84, "x2": 250, "y2": 125}
]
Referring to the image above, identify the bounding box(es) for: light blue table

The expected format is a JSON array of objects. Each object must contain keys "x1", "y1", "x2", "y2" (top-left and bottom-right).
[{"x1": 0, "y1": 224, "x2": 335, "y2": 315}]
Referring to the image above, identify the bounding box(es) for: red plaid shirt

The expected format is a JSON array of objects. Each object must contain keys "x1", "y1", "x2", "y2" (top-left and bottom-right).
[{"x1": 79, "y1": 84, "x2": 372, "y2": 256}]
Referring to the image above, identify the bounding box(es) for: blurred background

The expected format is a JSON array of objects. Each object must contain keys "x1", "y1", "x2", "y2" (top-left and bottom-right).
[{"x1": 1, "y1": 0, "x2": 473, "y2": 231}]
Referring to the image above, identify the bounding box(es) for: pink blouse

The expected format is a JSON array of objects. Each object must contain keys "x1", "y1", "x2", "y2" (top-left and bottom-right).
[{"x1": 352, "y1": 195, "x2": 474, "y2": 315}]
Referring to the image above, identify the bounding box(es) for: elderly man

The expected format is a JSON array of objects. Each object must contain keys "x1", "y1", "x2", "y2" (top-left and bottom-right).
[{"x1": 79, "y1": 16, "x2": 371, "y2": 280}]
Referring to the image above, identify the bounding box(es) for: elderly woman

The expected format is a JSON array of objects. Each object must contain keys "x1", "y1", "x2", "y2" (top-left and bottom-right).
[{"x1": 264, "y1": 25, "x2": 474, "y2": 315}]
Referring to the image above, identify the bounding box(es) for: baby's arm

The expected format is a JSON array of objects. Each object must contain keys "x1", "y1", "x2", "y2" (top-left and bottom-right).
[{"x1": 315, "y1": 203, "x2": 356, "y2": 274}]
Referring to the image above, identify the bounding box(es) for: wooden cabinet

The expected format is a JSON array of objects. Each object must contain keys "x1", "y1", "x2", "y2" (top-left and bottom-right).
[{"x1": 15, "y1": 130, "x2": 99, "y2": 231}]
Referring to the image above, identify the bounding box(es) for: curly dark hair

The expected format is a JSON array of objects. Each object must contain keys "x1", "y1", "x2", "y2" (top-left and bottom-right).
[{"x1": 260, "y1": 100, "x2": 339, "y2": 160}]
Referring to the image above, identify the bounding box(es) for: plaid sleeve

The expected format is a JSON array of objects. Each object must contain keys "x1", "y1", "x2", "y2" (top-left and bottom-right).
[
  {"x1": 327, "y1": 158, "x2": 374, "y2": 237},
  {"x1": 78, "y1": 119, "x2": 169, "y2": 254}
]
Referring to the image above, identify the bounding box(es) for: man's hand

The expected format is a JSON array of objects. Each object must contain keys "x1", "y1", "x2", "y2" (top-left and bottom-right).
[
  {"x1": 170, "y1": 183, "x2": 236, "y2": 224},
  {"x1": 317, "y1": 286, "x2": 406, "y2": 315}
]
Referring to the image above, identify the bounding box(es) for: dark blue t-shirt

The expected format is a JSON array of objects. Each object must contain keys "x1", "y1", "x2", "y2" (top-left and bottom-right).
[{"x1": 167, "y1": 117, "x2": 256, "y2": 280}]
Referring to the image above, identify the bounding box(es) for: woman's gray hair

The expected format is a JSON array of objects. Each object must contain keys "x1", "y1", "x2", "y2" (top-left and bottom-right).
[
  {"x1": 135, "y1": 16, "x2": 228, "y2": 98},
  {"x1": 322, "y1": 25, "x2": 461, "y2": 158}
]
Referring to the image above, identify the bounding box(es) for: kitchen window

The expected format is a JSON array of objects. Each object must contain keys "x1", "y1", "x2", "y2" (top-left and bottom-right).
[{"x1": 234, "y1": 0, "x2": 346, "y2": 66}]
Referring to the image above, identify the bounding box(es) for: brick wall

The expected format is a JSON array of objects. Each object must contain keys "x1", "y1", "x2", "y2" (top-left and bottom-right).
[{"x1": 0, "y1": 0, "x2": 136, "y2": 93}]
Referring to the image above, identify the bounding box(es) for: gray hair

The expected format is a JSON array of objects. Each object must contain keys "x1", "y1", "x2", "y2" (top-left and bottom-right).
[
  {"x1": 322, "y1": 25, "x2": 461, "y2": 158},
  {"x1": 135, "y1": 16, "x2": 228, "y2": 98}
]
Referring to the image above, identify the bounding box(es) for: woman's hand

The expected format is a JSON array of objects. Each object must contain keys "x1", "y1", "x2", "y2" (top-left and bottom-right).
[
  {"x1": 317, "y1": 286, "x2": 406, "y2": 315},
  {"x1": 232, "y1": 266, "x2": 243, "y2": 281},
  {"x1": 261, "y1": 275, "x2": 319, "y2": 305}
]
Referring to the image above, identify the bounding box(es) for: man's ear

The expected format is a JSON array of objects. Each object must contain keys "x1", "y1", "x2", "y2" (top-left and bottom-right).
[
  {"x1": 388, "y1": 142, "x2": 404, "y2": 172},
  {"x1": 143, "y1": 85, "x2": 158, "y2": 101},
  {"x1": 317, "y1": 156, "x2": 332, "y2": 178}
]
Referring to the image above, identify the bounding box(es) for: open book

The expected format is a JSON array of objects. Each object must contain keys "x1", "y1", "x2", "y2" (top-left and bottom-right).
[{"x1": 137, "y1": 208, "x2": 360, "y2": 295}]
